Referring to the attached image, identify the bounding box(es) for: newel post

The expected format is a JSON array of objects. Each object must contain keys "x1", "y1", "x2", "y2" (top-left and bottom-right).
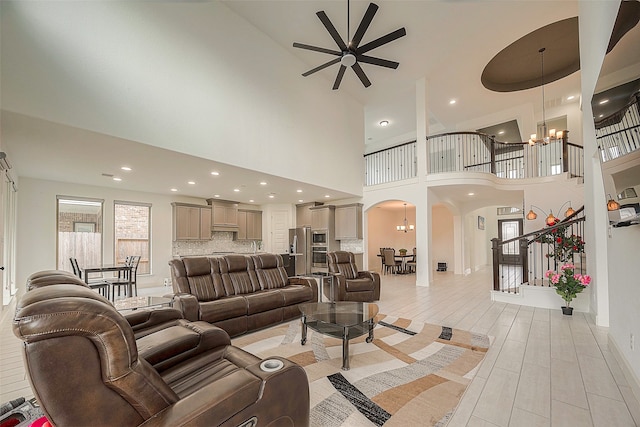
[
  {"x1": 519, "y1": 238, "x2": 529, "y2": 286},
  {"x1": 491, "y1": 238, "x2": 500, "y2": 291},
  {"x1": 561, "y1": 130, "x2": 569, "y2": 173}
]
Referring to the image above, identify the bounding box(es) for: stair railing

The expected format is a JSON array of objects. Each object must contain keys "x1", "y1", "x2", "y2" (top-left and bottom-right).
[{"x1": 492, "y1": 206, "x2": 586, "y2": 293}]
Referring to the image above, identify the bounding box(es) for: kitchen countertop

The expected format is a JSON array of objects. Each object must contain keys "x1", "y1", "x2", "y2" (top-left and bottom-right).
[{"x1": 175, "y1": 252, "x2": 303, "y2": 258}]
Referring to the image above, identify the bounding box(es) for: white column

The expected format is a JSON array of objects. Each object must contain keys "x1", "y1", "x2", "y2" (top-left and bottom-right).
[{"x1": 415, "y1": 78, "x2": 430, "y2": 286}]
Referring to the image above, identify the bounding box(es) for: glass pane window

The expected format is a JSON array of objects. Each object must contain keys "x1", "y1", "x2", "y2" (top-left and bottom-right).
[
  {"x1": 114, "y1": 201, "x2": 151, "y2": 274},
  {"x1": 57, "y1": 197, "x2": 103, "y2": 272}
]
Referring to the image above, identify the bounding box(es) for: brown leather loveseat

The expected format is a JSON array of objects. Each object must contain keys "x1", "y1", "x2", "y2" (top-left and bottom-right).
[
  {"x1": 169, "y1": 253, "x2": 317, "y2": 337},
  {"x1": 14, "y1": 284, "x2": 310, "y2": 426}
]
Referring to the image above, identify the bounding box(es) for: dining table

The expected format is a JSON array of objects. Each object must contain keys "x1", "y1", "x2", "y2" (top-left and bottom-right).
[
  {"x1": 81, "y1": 264, "x2": 132, "y2": 300},
  {"x1": 393, "y1": 254, "x2": 414, "y2": 274}
]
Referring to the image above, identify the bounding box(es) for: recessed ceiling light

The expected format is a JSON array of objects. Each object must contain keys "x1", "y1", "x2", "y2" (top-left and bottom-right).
[
  {"x1": 121, "y1": 166, "x2": 131, "y2": 171},
  {"x1": 567, "y1": 95, "x2": 575, "y2": 101},
  {"x1": 449, "y1": 99, "x2": 456, "y2": 105},
  {"x1": 379, "y1": 120, "x2": 389, "y2": 127},
  {"x1": 187, "y1": 181, "x2": 195, "y2": 185},
  {"x1": 468, "y1": 192, "x2": 475, "y2": 196},
  {"x1": 599, "y1": 114, "x2": 604, "y2": 118},
  {"x1": 260, "y1": 181, "x2": 267, "y2": 186},
  {"x1": 214, "y1": 194, "x2": 220, "y2": 198},
  {"x1": 113, "y1": 177, "x2": 122, "y2": 182},
  {"x1": 249, "y1": 199, "x2": 254, "y2": 203},
  {"x1": 298, "y1": 199, "x2": 304, "y2": 203},
  {"x1": 211, "y1": 171, "x2": 220, "y2": 176},
  {"x1": 170, "y1": 188, "x2": 178, "y2": 192},
  {"x1": 233, "y1": 188, "x2": 240, "y2": 192},
  {"x1": 599, "y1": 99, "x2": 609, "y2": 105},
  {"x1": 324, "y1": 195, "x2": 331, "y2": 198},
  {"x1": 268, "y1": 194, "x2": 275, "y2": 199},
  {"x1": 296, "y1": 189, "x2": 302, "y2": 193},
  {"x1": 498, "y1": 130, "x2": 505, "y2": 135}
]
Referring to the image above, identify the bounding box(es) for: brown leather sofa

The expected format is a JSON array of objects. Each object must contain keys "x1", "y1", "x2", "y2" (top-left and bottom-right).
[
  {"x1": 169, "y1": 254, "x2": 317, "y2": 337},
  {"x1": 327, "y1": 251, "x2": 381, "y2": 302},
  {"x1": 14, "y1": 284, "x2": 310, "y2": 427}
]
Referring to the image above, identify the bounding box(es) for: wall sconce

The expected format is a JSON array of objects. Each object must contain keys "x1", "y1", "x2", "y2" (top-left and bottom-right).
[{"x1": 607, "y1": 194, "x2": 621, "y2": 211}]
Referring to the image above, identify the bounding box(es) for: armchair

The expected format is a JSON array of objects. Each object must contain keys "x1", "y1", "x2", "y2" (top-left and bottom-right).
[
  {"x1": 13, "y1": 284, "x2": 310, "y2": 427},
  {"x1": 327, "y1": 251, "x2": 381, "y2": 302}
]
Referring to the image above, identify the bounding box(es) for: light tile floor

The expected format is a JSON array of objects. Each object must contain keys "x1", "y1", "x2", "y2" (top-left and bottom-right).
[{"x1": 1, "y1": 268, "x2": 638, "y2": 426}]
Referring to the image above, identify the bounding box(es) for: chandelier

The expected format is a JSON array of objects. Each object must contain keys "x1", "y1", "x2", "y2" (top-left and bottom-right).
[
  {"x1": 528, "y1": 48, "x2": 563, "y2": 146},
  {"x1": 396, "y1": 203, "x2": 414, "y2": 232}
]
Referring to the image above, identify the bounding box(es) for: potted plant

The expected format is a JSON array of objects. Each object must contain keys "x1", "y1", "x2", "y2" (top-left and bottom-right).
[
  {"x1": 398, "y1": 248, "x2": 408, "y2": 255},
  {"x1": 545, "y1": 264, "x2": 591, "y2": 315}
]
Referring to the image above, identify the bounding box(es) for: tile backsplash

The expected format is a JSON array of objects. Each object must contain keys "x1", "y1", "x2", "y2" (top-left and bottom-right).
[
  {"x1": 340, "y1": 239, "x2": 364, "y2": 253},
  {"x1": 172, "y1": 232, "x2": 262, "y2": 256}
]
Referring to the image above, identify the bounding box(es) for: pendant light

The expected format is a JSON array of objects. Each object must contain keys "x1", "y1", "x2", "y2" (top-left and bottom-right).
[
  {"x1": 528, "y1": 48, "x2": 563, "y2": 146},
  {"x1": 396, "y1": 203, "x2": 414, "y2": 232}
]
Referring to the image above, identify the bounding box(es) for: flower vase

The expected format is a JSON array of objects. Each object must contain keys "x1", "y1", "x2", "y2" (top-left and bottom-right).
[{"x1": 561, "y1": 306, "x2": 573, "y2": 316}]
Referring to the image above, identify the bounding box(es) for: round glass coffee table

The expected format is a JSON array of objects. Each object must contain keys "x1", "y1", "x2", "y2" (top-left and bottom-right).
[{"x1": 299, "y1": 302, "x2": 378, "y2": 370}]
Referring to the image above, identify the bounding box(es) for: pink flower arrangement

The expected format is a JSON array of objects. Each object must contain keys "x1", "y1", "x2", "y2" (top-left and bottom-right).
[{"x1": 546, "y1": 263, "x2": 591, "y2": 307}]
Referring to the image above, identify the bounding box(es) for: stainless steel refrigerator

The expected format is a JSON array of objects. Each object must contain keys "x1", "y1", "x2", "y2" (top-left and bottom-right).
[{"x1": 289, "y1": 227, "x2": 311, "y2": 276}]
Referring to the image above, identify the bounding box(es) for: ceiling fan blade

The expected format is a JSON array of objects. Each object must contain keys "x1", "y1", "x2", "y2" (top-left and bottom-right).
[
  {"x1": 358, "y1": 27, "x2": 407, "y2": 54},
  {"x1": 333, "y1": 65, "x2": 347, "y2": 90},
  {"x1": 351, "y1": 63, "x2": 371, "y2": 88},
  {"x1": 356, "y1": 54, "x2": 399, "y2": 69},
  {"x1": 350, "y1": 3, "x2": 379, "y2": 49},
  {"x1": 293, "y1": 42, "x2": 341, "y2": 56},
  {"x1": 316, "y1": 11, "x2": 348, "y2": 51},
  {"x1": 302, "y1": 57, "x2": 341, "y2": 76}
]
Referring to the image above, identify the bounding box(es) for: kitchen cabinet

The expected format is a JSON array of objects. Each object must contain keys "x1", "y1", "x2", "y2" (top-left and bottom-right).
[
  {"x1": 310, "y1": 205, "x2": 335, "y2": 230},
  {"x1": 236, "y1": 209, "x2": 262, "y2": 240},
  {"x1": 335, "y1": 203, "x2": 363, "y2": 239},
  {"x1": 208, "y1": 200, "x2": 239, "y2": 231},
  {"x1": 296, "y1": 202, "x2": 323, "y2": 227},
  {"x1": 172, "y1": 203, "x2": 211, "y2": 241}
]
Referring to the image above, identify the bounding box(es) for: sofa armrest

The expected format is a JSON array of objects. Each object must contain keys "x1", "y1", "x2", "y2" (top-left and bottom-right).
[
  {"x1": 171, "y1": 293, "x2": 200, "y2": 322},
  {"x1": 357, "y1": 270, "x2": 381, "y2": 300},
  {"x1": 125, "y1": 308, "x2": 184, "y2": 339},
  {"x1": 288, "y1": 276, "x2": 318, "y2": 303}
]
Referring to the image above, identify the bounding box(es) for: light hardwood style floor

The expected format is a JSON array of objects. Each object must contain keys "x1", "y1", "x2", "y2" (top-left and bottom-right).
[{"x1": 1, "y1": 268, "x2": 639, "y2": 426}]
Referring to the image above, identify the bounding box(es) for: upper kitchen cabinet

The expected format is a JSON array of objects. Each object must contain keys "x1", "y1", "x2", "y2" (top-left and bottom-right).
[
  {"x1": 296, "y1": 202, "x2": 323, "y2": 227},
  {"x1": 207, "y1": 199, "x2": 239, "y2": 232},
  {"x1": 335, "y1": 203, "x2": 363, "y2": 240},
  {"x1": 172, "y1": 203, "x2": 211, "y2": 241},
  {"x1": 310, "y1": 205, "x2": 335, "y2": 230},
  {"x1": 236, "y1": 209, "x2": 262, "y2": 240}
]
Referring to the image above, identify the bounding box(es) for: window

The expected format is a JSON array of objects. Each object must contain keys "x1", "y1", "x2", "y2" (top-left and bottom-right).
[
  {"x1": 57, "y1": 197, "x2": 103, "y2": 272},
  {"x1": 114, "y1": 201, "x2": 151, "y2": 274}
]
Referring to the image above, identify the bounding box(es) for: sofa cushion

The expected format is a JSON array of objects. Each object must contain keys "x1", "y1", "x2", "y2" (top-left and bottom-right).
[
  {"x1": 183, "y1": 258, "x2": 219, "y2": 301},
  {"x1": 253, "y1": 254, "x2": 288, "y2": 290},
  {"x1": 279, "y1": 285, "x2": 314, "y2": 306},
  {"x1": 344, "y1": 277, "x2": 374, "y2": 292},
  {"x1": 244, "y1": 291, "x2": 284, "y2": 315},
  {"x1": 220, "y1": 255, "x2": 260, "y2": 295},
  {"x1": 199, "y1": 297, "x2": 247, "y2": 323}
]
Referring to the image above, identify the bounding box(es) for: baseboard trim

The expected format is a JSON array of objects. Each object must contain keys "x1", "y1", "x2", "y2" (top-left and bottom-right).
[{"x1": 608, "y1": 334, "x2": 640, "y2": 407}]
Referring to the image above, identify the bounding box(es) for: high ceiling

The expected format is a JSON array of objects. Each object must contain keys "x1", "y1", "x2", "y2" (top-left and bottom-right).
[{"x1": 2, "y1": 1, "x2": 639, "y2": 207}]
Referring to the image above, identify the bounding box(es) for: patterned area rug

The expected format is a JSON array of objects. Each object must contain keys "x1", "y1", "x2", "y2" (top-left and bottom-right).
[{"x1": 232, "y1": 315, "x2": 490, "y2": 426}]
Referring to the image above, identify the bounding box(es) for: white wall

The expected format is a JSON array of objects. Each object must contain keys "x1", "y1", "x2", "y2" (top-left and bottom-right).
[
  {"x1": 1, "y1": 1, "x2": 364, "y2": 196},
  {"x1": 431, "y1": 205, "x2": 454, "y2": 271},
  {"x1": 16, "y1": 177, "x2": 212, "y2": 290}
]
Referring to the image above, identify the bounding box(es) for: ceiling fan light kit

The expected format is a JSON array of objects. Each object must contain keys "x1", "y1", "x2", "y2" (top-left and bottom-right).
[{"x1": 293, "y1": 1, "x2": 406, "y2": 90}]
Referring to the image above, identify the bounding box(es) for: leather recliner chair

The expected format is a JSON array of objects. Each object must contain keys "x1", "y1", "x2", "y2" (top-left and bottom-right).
[
  {"x1": 327, "y1": 251, "x2": 381, "y2": 302},
  {"x1": 13, "y1": 284, "x2": 310, "y2": 427}
]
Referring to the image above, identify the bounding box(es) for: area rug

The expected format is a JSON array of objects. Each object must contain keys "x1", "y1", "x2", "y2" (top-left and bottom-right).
[{"x1": 231, "y1": 314, "x2": 490, "y2": 426}]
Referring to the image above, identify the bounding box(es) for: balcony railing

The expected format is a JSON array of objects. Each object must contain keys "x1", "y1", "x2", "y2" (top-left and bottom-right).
[
  {"x1": 596, "y1": 92, "x2": 640, "y2": 162},
  {"x1": 364, "y1": 131, "x2": 584, "y2": 186}
]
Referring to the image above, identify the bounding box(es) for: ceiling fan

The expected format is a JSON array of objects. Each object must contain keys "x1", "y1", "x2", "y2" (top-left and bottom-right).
[{"x1": 293, "y1": 2, "x2": 406, "y2": 90}]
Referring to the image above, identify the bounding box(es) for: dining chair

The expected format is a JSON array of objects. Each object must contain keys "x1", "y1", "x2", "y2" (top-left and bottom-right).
[
  {"x1": 69, "y1": 257, "x2": 110, "y2": 300},
  {"x1": 405, "y1": 248, "x2": 417, "y2": 273},
  {"x1": 382, "y1": 248, "x2": 401, "y2": 275},
  {"x1": 110, "y1": 255, "x2": 141, "y2": 300}
]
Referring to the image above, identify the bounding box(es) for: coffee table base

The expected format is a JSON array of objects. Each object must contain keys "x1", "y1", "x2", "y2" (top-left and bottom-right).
[{"x1": 301, "y1": 314, "x2": 375, "y2": 370}]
